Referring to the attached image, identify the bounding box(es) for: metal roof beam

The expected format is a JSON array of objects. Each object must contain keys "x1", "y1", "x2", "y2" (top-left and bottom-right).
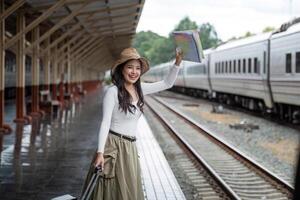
[
  {"x1": 51, "y1": 1, "x2": 143, "y2": 20},
  {"x1": 27, "y1": 0, "x2": 95, "y2": 51},
  {"x1": 0, "y1": 0, "x2": 25, "y2": 20},
  {"x1": 86, "y1": 12, "x2": 138, "y2": 23},
  {"x1": 75, "y1": 39, "x2": 104, "y2": 62},
  {"x1": 5, "y1": 0, "x2": 68, "y2": 49},
  {"x1": 36, "y1": 23, "x2": 82, "y2": 56},
  {"x1": 41, "y1": 28, "x2": 85, "y2": 57}
]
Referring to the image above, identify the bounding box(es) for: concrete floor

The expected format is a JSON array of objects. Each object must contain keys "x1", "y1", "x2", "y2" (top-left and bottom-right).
[{"x1": 0, "y1": 91, "x2": 102, "y2": 200}]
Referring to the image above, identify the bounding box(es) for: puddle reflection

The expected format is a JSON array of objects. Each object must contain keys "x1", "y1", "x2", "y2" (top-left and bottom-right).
[{"x1": 0, "y1": 101, "x2": 81, "y2": 195}]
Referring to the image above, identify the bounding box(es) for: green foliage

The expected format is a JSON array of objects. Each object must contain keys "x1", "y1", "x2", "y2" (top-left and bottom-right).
[
  {"x1": 233, "y1": 31, "x2": 256, "y2": 40},
  {"x1": 132, "y1": 31, "x2": 162, "y2": 58},
  {"x1": 262, "y1": 26, "x2": 275, "y2": 33},
  {"x1": 173, "y1": 16, "x2": 198, "y2": 31},
  {"x1": 147, "y1": 38, "x2": 174, "y2": 65},
  {"x1": 133, "y1": 31, "x2": 174, "y2": 66},
  {"x1": 226, "y1": 31, "x2": 258, "y2": 43},
  {"x1": 133, "y1": 17, "x2": 221, "y2": 66},
  {"x1": 199, "y1": 22, "x2": 220, "y2": 49}
]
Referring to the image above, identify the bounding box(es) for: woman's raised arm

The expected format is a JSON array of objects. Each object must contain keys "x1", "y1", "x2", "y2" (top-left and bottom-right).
[{"x1": 141, "y1": 48, "x2": 183, "y2": 95}]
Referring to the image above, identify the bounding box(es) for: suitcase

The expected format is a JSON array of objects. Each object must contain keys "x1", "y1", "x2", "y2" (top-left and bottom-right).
[
  {"x1": 51, "y1": 166, "x2": 102, "y2": 200},
  {"x1": 80, "y1": 166, "x2": 102, "y2": 200}
]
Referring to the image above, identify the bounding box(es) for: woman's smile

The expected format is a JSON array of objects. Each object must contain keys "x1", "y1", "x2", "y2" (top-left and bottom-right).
[
  {"x1": 122, "y1": 59, "x2": 142, "y2": 84},
  {"x1": 129, "y1": 74, "x2": 138, "y2": 79}
]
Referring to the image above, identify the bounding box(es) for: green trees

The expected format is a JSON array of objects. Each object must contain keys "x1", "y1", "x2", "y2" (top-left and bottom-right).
[
  {"x1": 133, "y1": 31, "x2": 174, "y2": 66},
  {"x1": 133, "y1": 17, "x2": 276, "y2": 66},
  {"x1": 199, "y1": 22, "x2": 220, "y2": 49},
  {"x1": 133, "y1": 17, "x2": 220, "y2": 66},
  {"x1": 262, "y1": 26, "x2": 275, "y2": 33},
  {"x1": 173, "y1": 16, "x2": 198, "y2": 31}
]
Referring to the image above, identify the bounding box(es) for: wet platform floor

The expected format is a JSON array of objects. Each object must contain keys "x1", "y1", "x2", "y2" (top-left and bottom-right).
[{"x1": 0, "y1": 92, "x2": 102, "y2": 200}]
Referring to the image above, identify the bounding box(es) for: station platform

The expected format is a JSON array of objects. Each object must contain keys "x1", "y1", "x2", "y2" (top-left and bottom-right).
[
  {"x1": 0, "y1": 88, "x2": 185, "y2": 200},
  {"x1": 137, "y1": 115, "x2": 186, "y2": 200}
]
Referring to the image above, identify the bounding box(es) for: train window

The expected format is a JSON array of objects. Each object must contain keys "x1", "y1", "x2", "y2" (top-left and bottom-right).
[
  {"x1": 221, "y1": 62, "x2": 224, "y2": 73},
  {"x1": 229, "y1": 61, "x2": 232, "y2": 73},
  {"x1": 296, "y1": 52, "x2": 300, "y2": 73},
  {"x1": 215, "y1": 63, "x2": 217, "y2": 73},
  {"x1": 286, "y1": 53, "x2": 292, "y2": 73},
  {"x1": 187, "y1": 65, "x2": 204, "y2": 75},
  {"x1": 238, "y1": 59, "x2": 241, "y2": 73},
  {"x1": 263, "y1": 52, "x2": 266, "y2": 74},
  {"x1": 248, "y1": 58, "x2": 252, "y2": 73},
  {"x1": 225, "y1": 61, "x2": 228, "y2": 73},
  {"x1": 254, "y1": 58, "x2": 258, "y2": 73},
  {"x1": 243, "y1": 59, "x2": 246, "y2": 73},
  {"x1": 233, "y1": 60, "x2": 236, "y2": 73}
]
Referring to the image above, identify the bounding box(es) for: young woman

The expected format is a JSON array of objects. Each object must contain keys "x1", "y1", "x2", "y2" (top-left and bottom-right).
[{"x1": 83, "y1": 47, "x2": 182, "y2": 200}]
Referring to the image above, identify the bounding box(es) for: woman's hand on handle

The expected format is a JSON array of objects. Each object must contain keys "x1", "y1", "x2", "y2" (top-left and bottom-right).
[
  {"x1": 175, "y1": 47, "x2": 183, "y2": 66},
  {"x1": 94, "y1": 152, "x2": 104, "y2": 170}
]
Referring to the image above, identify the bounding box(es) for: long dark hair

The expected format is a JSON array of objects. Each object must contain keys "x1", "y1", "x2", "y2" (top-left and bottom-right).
[{"x1": 111, "y1": 59, "x2": 144, "y2": 114}]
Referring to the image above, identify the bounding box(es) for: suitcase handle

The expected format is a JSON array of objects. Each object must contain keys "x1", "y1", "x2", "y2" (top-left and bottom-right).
[
  {"x1": 94, "y1": 166, "x2": 102, "y2": 173},
  {"x1": 81, "y1": 166, "x2": 103, "y2": 200}
]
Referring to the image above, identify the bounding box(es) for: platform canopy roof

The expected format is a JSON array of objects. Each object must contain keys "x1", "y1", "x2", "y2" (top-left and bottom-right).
[{"x1": 4, "y1": 0, "x2": 145, "y2": 73}]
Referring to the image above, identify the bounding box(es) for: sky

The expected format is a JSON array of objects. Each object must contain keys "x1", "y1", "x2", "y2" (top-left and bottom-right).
[{"x1": 136, "y1": 0, "x2": 300, "y2": 41}]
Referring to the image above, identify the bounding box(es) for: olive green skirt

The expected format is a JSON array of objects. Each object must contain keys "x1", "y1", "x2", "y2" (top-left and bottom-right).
[{"x1": 82, "y1": 132, "x2": 145, "y2": 200}]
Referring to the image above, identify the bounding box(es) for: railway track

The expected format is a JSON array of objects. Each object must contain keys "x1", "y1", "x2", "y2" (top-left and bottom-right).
[{"x1": 145, "y1": 95, "x2": 294, "y2": 200}]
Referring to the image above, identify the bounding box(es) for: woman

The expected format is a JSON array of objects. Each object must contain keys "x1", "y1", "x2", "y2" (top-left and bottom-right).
[{"x1": 83, "y1": 47, "x2": 182, "y2": 200}]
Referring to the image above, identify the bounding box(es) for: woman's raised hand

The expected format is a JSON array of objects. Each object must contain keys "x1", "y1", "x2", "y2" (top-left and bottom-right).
[{"x1": 175, "y1": 47, "x2": 183, "y2": 66}]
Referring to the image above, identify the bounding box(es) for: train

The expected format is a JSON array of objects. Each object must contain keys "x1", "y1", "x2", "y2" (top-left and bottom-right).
[{"x1": 143, "y1": 19, "x2": 300, "y2": 123}]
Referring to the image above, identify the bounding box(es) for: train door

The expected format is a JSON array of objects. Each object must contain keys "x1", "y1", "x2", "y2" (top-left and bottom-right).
[
  {"x1": 261, "y1": 39, "x2": 274, "y2": 109},
  {"x1": 207, "y1": 54, "x2": 213, "y2": 97}
]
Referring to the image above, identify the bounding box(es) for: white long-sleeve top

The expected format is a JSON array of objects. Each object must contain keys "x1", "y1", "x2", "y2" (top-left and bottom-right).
[{"x1": 97, "y1": 64, "x2": 181, "y2": 153}]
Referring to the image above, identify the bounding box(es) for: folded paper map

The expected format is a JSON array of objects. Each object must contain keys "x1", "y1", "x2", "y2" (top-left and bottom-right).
[{"x1": 172, "y1": 30, "x2": 204, "y2": 63}]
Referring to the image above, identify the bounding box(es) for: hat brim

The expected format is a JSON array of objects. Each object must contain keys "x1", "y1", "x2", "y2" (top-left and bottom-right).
[{"x1": 111, "y1": 57, "x2": 149, "y2": 76}]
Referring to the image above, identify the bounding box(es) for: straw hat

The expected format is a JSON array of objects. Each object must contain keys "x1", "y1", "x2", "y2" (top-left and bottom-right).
[{"x1": 111, "y1": 47, "x2": 150, "y2": 76}]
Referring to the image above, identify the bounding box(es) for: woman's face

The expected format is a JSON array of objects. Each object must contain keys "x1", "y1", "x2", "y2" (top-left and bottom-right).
[{"x1": 122, "y1": 59, "x2": 142, "y2": 84}]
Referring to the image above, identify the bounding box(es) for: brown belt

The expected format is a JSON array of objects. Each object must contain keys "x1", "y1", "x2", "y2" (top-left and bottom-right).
[{"x1": 109, "y1": 130, "x2": 137, "y2": 142}]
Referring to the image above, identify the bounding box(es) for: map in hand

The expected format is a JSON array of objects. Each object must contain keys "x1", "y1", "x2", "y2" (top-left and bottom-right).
[{"x1": 172, "y1": 30, "x2": 205, "y2": 63}]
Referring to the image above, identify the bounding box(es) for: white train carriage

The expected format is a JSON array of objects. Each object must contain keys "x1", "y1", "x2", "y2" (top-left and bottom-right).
[
  {"x1": 173, "y1": 60, "x2": 186, "y2": 93},
  {"x1": 209, "y1": 33, "x2": 274, "y2": 110},
  {"x1": 142, "y1": 65, "x2": 157, "y2": 83},
  {"x1": 143, "y1": 63, "x2": 162, "y2": 83},
  {"x1": 143, "y1": 61, "x2": 173, "y2": 83},
  {"x1": 182, "y1": 49, "x2": 212, "y2": 98},
  {"x1": 269, "y1": 23, "x2": 300, "y2": 112},
  {"x1": 182, "y1": 61, "x2": 210, "y2": 98}
]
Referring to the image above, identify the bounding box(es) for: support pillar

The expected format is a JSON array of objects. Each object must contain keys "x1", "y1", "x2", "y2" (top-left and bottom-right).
[
  {"x1": 44, "y1": 37, "x2": 50, "y2": 91},
  {"x1": 14, "y1": 11, "x2": 30, "y2": 124},
  {"x1": 51, "y1": 46, "x2": 58, "y2": 101},
  {"x1": 31, "y1": 26, "x2": 40, "y2": 117},
  {"x1": 66, "y1": 45, "x2": 71, "y2": 94},
  {"x1": 72, "y1": 58, "x2": 77, "y2": 98},
  {"x1": 0, "y1": 0, "x2": 12, "y2": 133},
  {"x1": 59, "y1": 62, "x2": 64, "y2": 104}
]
